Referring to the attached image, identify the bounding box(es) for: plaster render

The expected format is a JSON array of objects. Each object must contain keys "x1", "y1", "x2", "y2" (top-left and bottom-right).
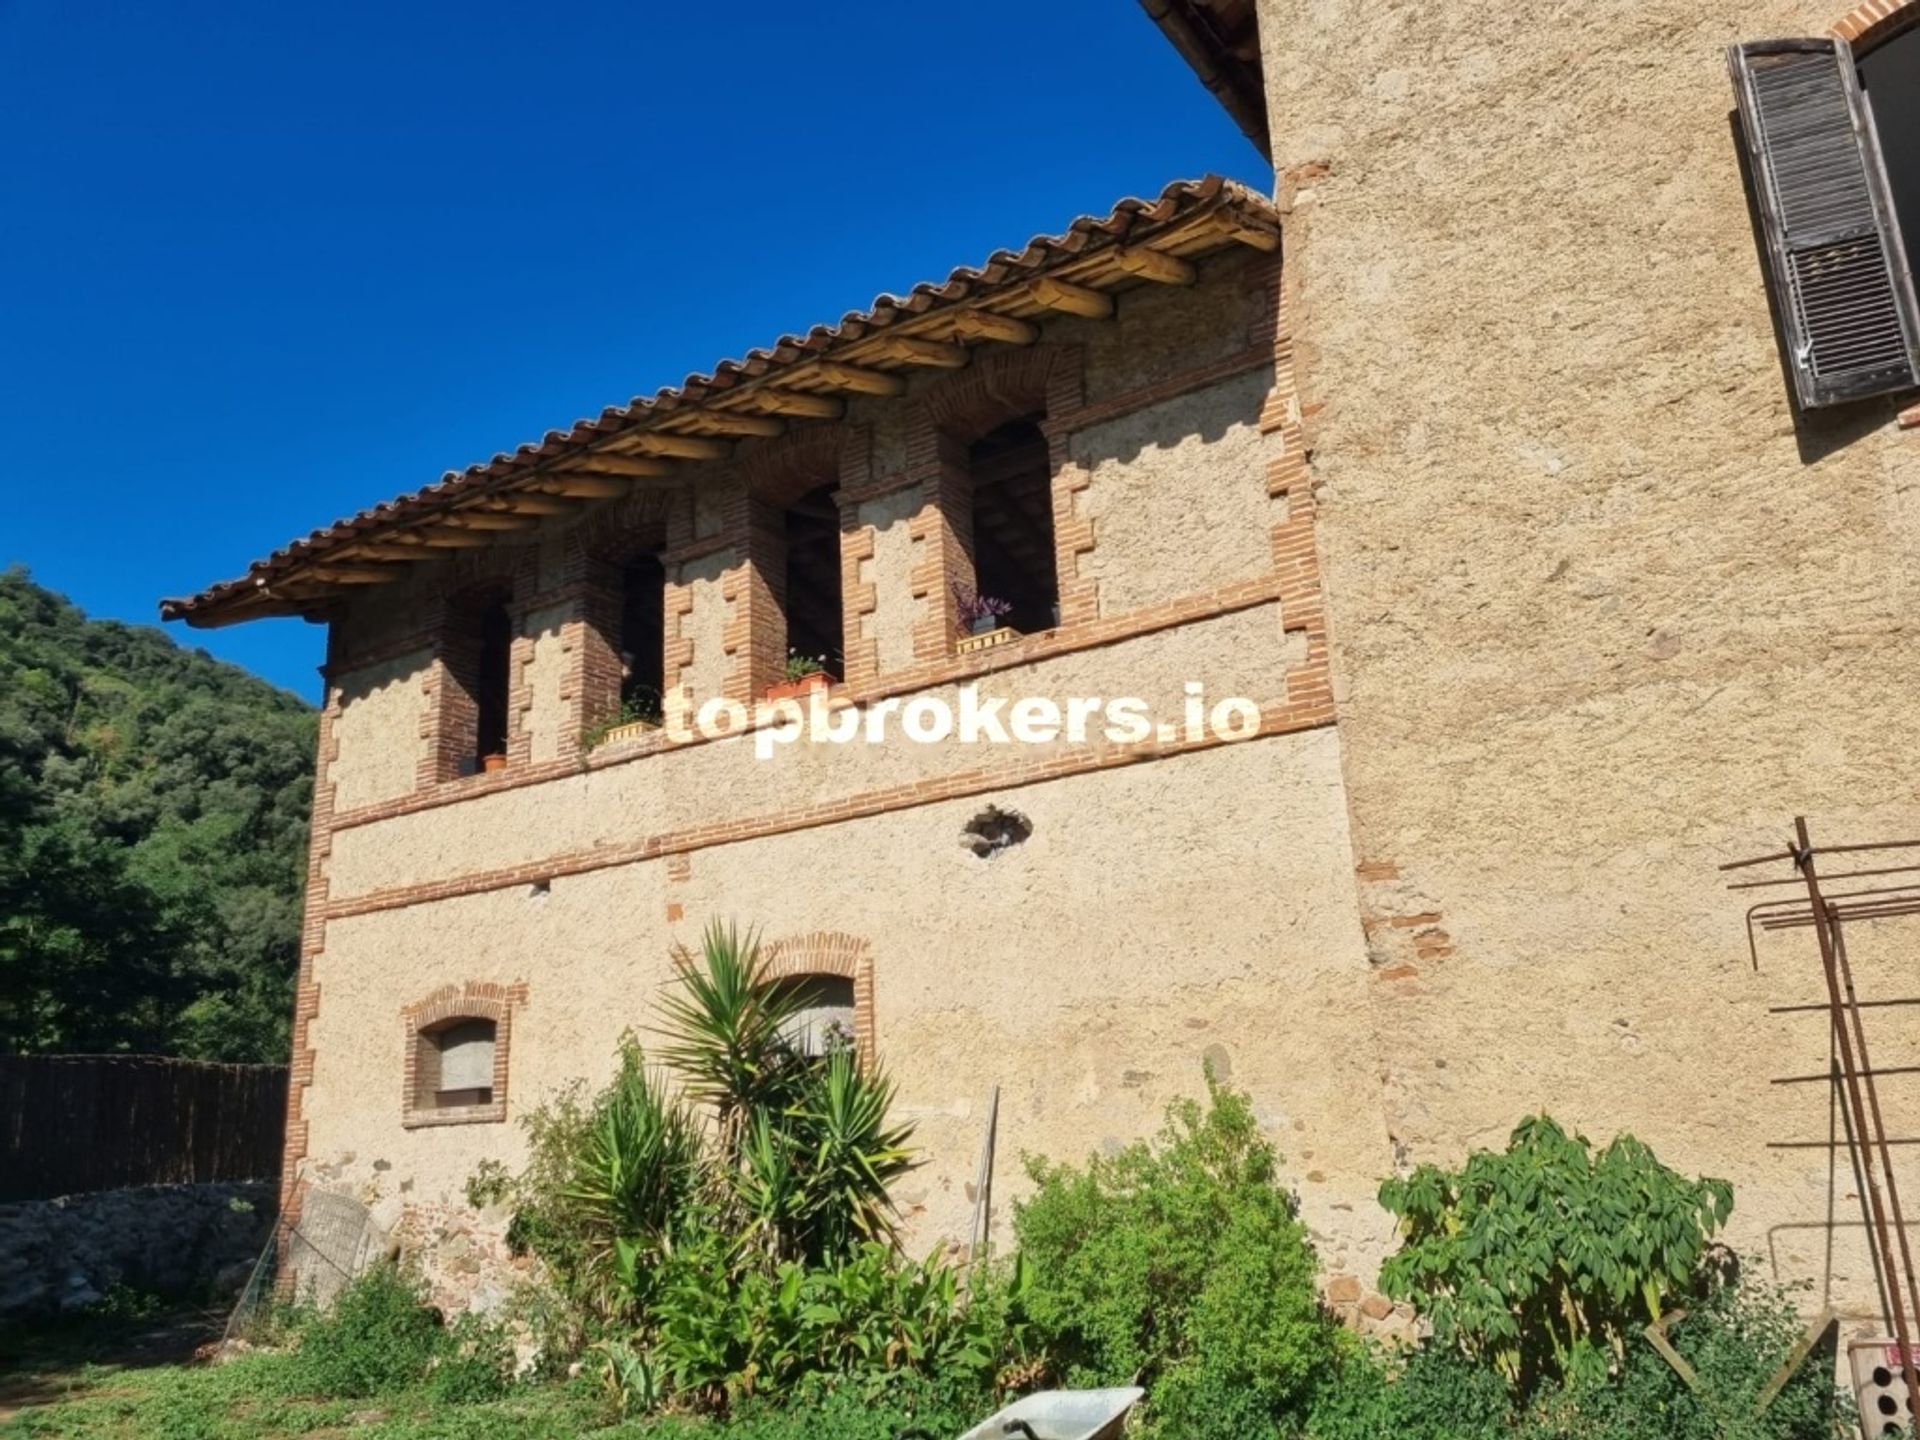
[
  {"x1": 1077, "y1": 368, "x2": 1277, "y2": 613},
  {"x1": 297, "y1": 731, "x2": 1392, "y2": 1272},
  {"x1": 520, "y1": 603, "x2": 571, "y2": 765},
  {"x1": 1253, "y1": 0, "x2": 1920, "y2": 1324},
  {"x1": 675, "y1": 548, "x2": 735, "y2": 701},
  {"x1": 322, "y1": 601, "x2": 1307, "y2": 902},
  {"x1": 858, "y1": 487, "x2": 921, "y2": 676},
  {"x1": 329, "y1": 651, "x2": 429, "y2": 812}
]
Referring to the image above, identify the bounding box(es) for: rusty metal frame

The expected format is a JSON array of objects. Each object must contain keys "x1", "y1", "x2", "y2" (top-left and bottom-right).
[{"x1": 1723, "y1": 819, "x2": 1920, "y2": 1404}]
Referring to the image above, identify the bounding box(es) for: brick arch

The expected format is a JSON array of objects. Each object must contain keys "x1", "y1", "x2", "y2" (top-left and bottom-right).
[
  {"x1": 572, "y1": 491, "x2": 675, "y2": 565},
  {"x1": 919, "y1": 344, "x2": 1083, "y2": 442},
  {"x1": 399, "y1": 980, "x2": 526, "y2": 1128},
  {"x1": 1832, "y1": 0, "x2": 1920, "y2": 49},
  {"x1": 738, "y1": 422, "x2": 865, "y2": 509},
  {"x1": 762, "y1": 930, "x2": 877, "y2": 1065}
]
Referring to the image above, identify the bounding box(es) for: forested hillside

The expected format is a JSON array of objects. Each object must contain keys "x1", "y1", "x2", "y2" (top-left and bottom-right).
[{"x1": 0, "y1": 567, "x2": 315, "y2": 1061}]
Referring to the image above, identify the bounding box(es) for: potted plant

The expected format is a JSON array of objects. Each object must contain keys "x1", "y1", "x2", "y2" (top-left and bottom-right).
[
  {"x1": 481, "y1": 752, "x2": 509, "y2": 774},
  {"x1": 587, "y1": 687, "x2": 664, "y2": 750},
  {"x1": 952, "y1": 582, "x2": 1015, "y2": 653},
  {"x1": 766, "y1": 651, "x2": 834, "y2": 702}
]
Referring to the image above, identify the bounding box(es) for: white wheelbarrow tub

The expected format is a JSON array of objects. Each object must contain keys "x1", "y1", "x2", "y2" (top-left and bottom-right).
[{"x1": 951, "y1": 1387, "x2": 1145, "y2": 1440}]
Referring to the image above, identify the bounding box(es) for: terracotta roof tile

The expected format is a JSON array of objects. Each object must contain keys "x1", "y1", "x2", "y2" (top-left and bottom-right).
[{"x1": 163, "y1": 175, "x2": 1279, "y2": 626}]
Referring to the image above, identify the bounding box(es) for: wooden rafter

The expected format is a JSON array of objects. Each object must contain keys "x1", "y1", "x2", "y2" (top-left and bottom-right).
[
  {"x1": 1113, "y1": 246, "x2": 1197, "y2": 285},
  {"x1": 874, "y1": 336, "x2": 970, "y2": 369},
  {"x1": 338, "y1": 542, "x2": 445, "y2": 562},
  {"x1": 1027, "y1": 276, "x2": 1113, "y2": 318},
  {"x1": 618, "y1": 431, "x2": 732, "y2": 461},
  {"x1": 535, "y1": 474, "x2": 629, "y2": 499},
  {"x1": 306, "y1": 565, "x2": 403, "y2": 584},
  {"x1": 948, "y1": 311, "x2": 1039, "y2": 345},
  {"x1": 737, "y1": 389, "x2": 846, "y2": 419},
  {"x1": 676, "y1": 411, "x2": 787, "y2": 438},
  {"x1": 815, "y1": 362, "x2": 906, "y2": 396},
  {"x1": 479, "y1": 494, "x2": 575, "y2": 516},
  {"x1": 571, "y1": 453, "x2": 674, "y2": 478},
  {"x1": 440, "y1": 512, "x2": 539, "y2": 531},
  {"x1": 408, "y1": 528, "x2": 498, "y2": 548}
]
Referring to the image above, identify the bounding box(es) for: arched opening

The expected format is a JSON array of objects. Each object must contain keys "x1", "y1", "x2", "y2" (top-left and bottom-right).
[
  {"x1": 415, "y1": 1016, "x2": 497, "y2": 1109},
  {"x1": 769, "y1": 974, "x2": 857, "y2": 1060},
  {"x1": 967, "y1": 416, "x2": 1058, "y2": 636},
  {"x1": 472, "y1": 602, "x2": 512, "y2": 767}
]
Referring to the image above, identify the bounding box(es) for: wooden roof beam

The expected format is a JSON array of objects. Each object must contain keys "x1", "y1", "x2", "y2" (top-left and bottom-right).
[
  {"x1": 571, "y1": 452, "x2": 675, "y2": 477},
  {"x1": 408, "y1": 527, "x2": 498, "y2": 547},
  {"x1": 535, "y1": 474, "x2": 630, "y2": 499},
  {"x1": 439, "y1": 512, "x2": 540, "y2": 531},
  {"x1": 738, "y1": 389, "x2": 845, "y2": 420},
  {"x1": 306, "y1": 564, "x2": 404, "y2": 585},
  {"x1": 479, "y1": 494, "x2": 576, "y2": 516},
  {"x1": 1028, "y1": 276, "x2": 1114, "y2": 318},
  {"x1": 814, "y1": 362, "x2": 906, "y2": 397},
  {"x1": 676, "y1": 412, "x2": 787, "y2": 438},
  {"x1": 1113, "y1": 246, "x2": 1197, "y2": 285},
  {"x1": 949, "y1": 310, "x2": 1039, "y2": 345},
  {"x1": 619, "y1": 431, "x2": 733, "y2": 461},
  {"x1": 338, "y1": 542, "x2": 447, "y2": 562},
  {"x1": 875, "y1": 336, "x2": 970, "y2": 368}
]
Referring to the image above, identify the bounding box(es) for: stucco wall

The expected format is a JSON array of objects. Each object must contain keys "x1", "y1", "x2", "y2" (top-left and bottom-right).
[
  {"x1": 330, "y1": 651, "x2": 429, "y2": 812},
  {"x1": 1253, "y1": 0, "x2": 1920, "y2": 1324},
  {"x1": 675, "y1": 548, "x2": 735, "y2": 701},
  {"x1": 298, "y1": 731, "x2": 1391, "y2": 1281},
  {"x1": 859, "y1": 487, "x2": 922, "y2": 677},
  {"x1": 322, "y1": 602, "x2": 1308, "y2": 902},
  {"x1": 521, "y1": 602, "x2": 571, "y2": 764}
]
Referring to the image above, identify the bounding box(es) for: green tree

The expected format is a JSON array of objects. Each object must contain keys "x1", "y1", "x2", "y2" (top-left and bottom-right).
[{"x1": 0, "y1": 566, "x2": 314, "y2": 1060}]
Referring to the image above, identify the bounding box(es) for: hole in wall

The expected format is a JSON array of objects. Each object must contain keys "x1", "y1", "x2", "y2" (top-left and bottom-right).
[
  {"x1": 962, "y1": 805, "x2": 1032, "y2": 859},
  {"x1": 528, "y1": 879, "x2": 552, "y2": 903}
]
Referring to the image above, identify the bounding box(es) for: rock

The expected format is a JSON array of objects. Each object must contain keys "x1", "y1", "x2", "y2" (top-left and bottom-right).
[{"x1": 1325, "y1": 1274, "x2": 1362, "y2": 1304}]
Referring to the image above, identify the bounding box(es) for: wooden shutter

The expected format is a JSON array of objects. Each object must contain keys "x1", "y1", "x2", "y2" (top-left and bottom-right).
[
  {"x1": 436, "y1": 1019, "x2": 496, "y2": 1093},
  {"x1": 1729, "y1": 38, "x2": 1920, "y2": 407}
]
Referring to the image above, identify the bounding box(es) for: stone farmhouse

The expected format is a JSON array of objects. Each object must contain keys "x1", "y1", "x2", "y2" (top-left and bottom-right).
[{"x1": 168, "y1": 0, "x2": 1920, "y2": 1330}]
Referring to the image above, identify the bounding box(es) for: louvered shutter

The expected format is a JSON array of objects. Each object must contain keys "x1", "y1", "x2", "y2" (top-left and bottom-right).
[{"x1": 1729, "y1": 38, "x2": 1920, "y2": 407}]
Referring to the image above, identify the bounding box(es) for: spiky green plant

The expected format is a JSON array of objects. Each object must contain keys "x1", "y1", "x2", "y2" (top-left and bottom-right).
[{"x1": 655, "y1": 921, "x2": 808, "y2": 1159}]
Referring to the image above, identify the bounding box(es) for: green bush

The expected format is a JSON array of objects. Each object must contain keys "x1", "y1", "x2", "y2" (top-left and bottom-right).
[
  {"x1": 1379, "y1": 1115, "x2": 1733, "y2": 1394},
  {"x1": 1013, "y1": 1078, "x2": 1338, "y2": 1439},
  {"x1": 426, "y1": 1309, "x2": 519, "y2": 1405},
  {"x1": 1308, "y1": 1342, "x2": 1514, "y2": 1440},
  {"x1": 1516, "y1": 1274, "x2": 1845, "y2": 1440},
  {"x1": 286, "y1": 1261, "x2": 445, "y2": 1398}
]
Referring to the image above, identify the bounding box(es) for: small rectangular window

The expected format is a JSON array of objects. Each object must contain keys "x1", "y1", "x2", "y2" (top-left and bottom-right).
[
  {"x1": 431, "y1": 1019, "x2": 496, "y2": 1108},
  {"x1": 1729, "y1": 37, "x2": 1920, "y2": 407}
]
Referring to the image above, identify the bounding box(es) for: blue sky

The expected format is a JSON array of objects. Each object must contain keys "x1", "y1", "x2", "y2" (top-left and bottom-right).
[{"x1": 0, "y1": 0, "x2": 1265, "y2": 702}]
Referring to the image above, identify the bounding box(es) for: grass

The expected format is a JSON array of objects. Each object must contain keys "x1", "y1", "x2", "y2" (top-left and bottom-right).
[{"x1": 0, "y1": 1305, "x2": 612, "y2": 1440}]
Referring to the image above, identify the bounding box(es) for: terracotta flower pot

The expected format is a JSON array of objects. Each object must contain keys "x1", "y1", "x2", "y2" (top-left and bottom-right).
[
  {"x1": 766, "y1": 672, "x2": 833, "y2": 703},
  {"x1": 481, "y1": 753, "x2": 509, "y2": 774}
]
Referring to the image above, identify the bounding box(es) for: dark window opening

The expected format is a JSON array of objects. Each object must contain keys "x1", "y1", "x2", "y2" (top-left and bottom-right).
[
  {"x1": 419, "y1": 1017, "x2": 497, "y2": 1110},
  {"x1": 1861, "y1": 27, "x2": 1920, "y2": 265},
  {"x1": 769, "y1": 974, "x2": 856, "y2": 1060},
  {"x1": 782, "y1": 483, "x2": 843, "y2": 679},
  {"x1": 474, "y1": 601, "x2": 512, "y2": 765},
  {"x1": 969, "y1": 418, "x2": 1057, "y2": 635},
  {"x1": 620, "y1": 553, "x2": 666, "y2": 719}
]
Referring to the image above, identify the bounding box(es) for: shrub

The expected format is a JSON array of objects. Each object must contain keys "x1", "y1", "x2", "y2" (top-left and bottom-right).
[
  {"x1": 1515, "y1": 1273, "x2": 1846, "y2": 1440},
  {"x1": 1308, "y1": 1342, "x2": 1515, "y2": 1440},
  {"x1": 426, "y1": 1309, "x2": 518, "y2": 1404},
  {"x1": 1013, "y1": 1078, "x2": 1338, "y2": 1439},
  {"x1": 1379, "y1": 1115, "x2": 1733, "y2": 1394},
  {"x1": 286, "y1": 1261, "x2": 444, "y2": 1398}
]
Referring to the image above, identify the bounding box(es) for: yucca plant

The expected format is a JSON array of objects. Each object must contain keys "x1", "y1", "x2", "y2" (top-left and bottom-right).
[
  {"x1": 559, "y1": 1040, "x2": 701, "y2": 1310},
  {"x1": 786, "y1": 1050, "x2": 916, "y2": 1261},
  {"x1": 655, "y1": 921, "x2": 809, "y2": 1161}
]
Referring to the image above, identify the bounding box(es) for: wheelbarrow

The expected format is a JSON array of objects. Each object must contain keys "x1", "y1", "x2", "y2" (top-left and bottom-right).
[{"x1": 906, "y1": 1386, "x2": 1145, "y2": 1440}]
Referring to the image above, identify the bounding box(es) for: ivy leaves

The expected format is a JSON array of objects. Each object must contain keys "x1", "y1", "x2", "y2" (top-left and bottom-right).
[{"x1": 1378, "y1": 1115, "x2": 1733, "y2": 1395}]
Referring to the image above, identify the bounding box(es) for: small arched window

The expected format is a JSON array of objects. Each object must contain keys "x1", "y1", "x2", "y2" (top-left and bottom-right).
[
  {"x1": 770, "y1": 974, "x2": 857, "y2": 1060},
  {"x1": 416, "y1": 1017, "x2": 497, "y2": 1109}
]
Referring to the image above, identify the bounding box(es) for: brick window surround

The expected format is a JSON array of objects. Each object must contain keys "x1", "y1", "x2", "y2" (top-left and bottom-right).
[
  {"x1": 422, "y1": 576, "x2": 524, "y2": 786},
  {"x1": 400, "y1": 980, "x2": 526, "y2": 1129},
  {"x1": 1832, "y1": 0, "x2": 1920, "y2": 48},
  {"x1": 760, "y1": 931, "x2": 877, "y2": 1067},
  {"x1": 906, "y1": 345, "x2": 1090, "y2": 663}
]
